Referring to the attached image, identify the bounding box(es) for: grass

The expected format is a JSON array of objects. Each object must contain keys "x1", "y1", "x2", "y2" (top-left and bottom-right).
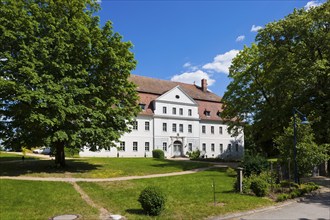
[
  {"x1": 0, "y1": 152, "x2": 39, "y2": 162},
  {"x1": 0, "y1": 180, "x2": 99, "y2": 220},
  {"x1": 0, "y1": 157, "x2": 211, "y2": 178},
  {"x1": 78, "y1": 168, "x2": 274, "y2": 219}
]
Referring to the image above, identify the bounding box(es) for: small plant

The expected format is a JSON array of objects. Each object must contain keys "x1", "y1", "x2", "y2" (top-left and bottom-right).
[
  {"x1": 226, "y1": 167, "x2": 237, "y2": 177},
  {"x1": 152, "y1": 149, "x2": 165, "y2": 159},
  {"x1": 280, "y1": 180, "x2": 299, "y2": 189},
  {"x1": 138, "y1": 186, "x2": 166, "y2": 216},
  {"x1": 187, "y1": 149, "x2": 201, "y2": 159},
  {"x1": 250, "y1": 178, "x2": 269, "y2": 197},
  {"x1": 276, "y1": 193, "x2": 290, "y2": 202}
]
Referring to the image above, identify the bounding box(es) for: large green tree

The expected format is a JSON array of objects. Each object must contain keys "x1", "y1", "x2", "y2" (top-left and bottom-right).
[
  {"x1": 0, "y1": 0, "x2": 140, "y2": 166},
  {"x1": 222, "y1": 2, "x2": 330, "y2": 155}
]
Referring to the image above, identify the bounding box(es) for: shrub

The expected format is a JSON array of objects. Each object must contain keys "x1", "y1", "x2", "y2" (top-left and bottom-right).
[
  {"x1": 276, "y1": 193, "x2": 290, "y2": 202},
  {"x1": 280, "y1": 180, "x2": 299, "y2": 189},
  {"x1": 138, "y1": 186, "x2": 166, "y2": 216},
  {"x1": 64, "y1": 147, "x2": 79, "y2": 157},
  {"x1": 226, "y1": 167, "x2": 237, "y2": 177},
  {"x1": 152, "y1": 149, "x2": 165, "y2": 159},
  {"x1": 250, "y1": 178, "x2": 269, "y2": 197},
  {"x1": 240, "y1": 152, "x2": 269, "y2": 177},
  {"x1": 187, "y1": 149, "x2": 201, "y2": 159}
]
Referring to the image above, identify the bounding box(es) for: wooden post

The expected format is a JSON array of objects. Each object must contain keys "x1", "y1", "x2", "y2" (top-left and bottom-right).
[{"x1": 237, "y1": 167, "x2": 243, "y2": 193}]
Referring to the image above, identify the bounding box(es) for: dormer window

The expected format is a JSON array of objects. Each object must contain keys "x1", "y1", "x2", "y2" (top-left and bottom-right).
[
  {"x1": 217, "y1": 111, "x2": 221, "y2": 117},
  {"x1": 175, "y1": 95, "x2": 180, "y2": 99},
  {"x1": 139, "y1": 103, "x2": 146, "y2": 110},
  {"x1": 204, "y1": 110, "x2": 211, "y2": 117}
]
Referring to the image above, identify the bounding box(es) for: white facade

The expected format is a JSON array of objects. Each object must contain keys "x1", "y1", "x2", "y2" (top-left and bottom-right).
[{"x1": 80, "y1": 85, "x2": 244, "y2": 159}]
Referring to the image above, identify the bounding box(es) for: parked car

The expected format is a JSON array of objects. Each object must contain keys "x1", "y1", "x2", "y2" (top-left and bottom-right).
[
  {"x1": 33, "y1": 147, "x2": 51, "y2": 155},
  {"x1": 41, "y1": 147, "x2": 51, "y2": 155}
]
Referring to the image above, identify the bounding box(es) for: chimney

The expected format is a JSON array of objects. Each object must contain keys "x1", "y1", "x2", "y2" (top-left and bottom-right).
[{"x1": 201, "y1": 79, "x2": 207, "y2": 92}]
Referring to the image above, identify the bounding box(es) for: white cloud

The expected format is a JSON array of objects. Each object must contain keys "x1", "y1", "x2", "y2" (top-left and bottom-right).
[
  {"x1": 236, "y1": 35, "x2": 245, "y2": 42},
  {"x1": 171, "y1": 70, "x2": 215, "y2": 86},
  {"x1": 202, "y1": 49, "x2": 240, "y2": 74},
  {"x1": 251, "y1": 25, "x2": 262, "y2": 32},
  {"x1": 183, "y1": 62, "x2": 191, "y2": 68},
  {"x1": 183, "y1": 62, "x2": 199, "y2": 71},
  {"x1": 304, "y1": 1, "x2": 322, "y2": 10}
]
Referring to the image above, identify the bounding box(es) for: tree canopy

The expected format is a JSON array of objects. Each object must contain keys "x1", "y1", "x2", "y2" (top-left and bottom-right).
[
  {"x1": 222, "y1": 2, "x2": 330, "y2": 154},
  {"x1": 0, "y1": 0, "x2": 140, "y2": 166}
]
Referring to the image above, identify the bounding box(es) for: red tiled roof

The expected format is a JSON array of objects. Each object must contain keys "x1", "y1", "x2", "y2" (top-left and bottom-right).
[
  {"x1": 130, "y1": 75, "x2": 224, "y2": 121},
  {"x1": 130, "y1": 75, "x2": 222, "y2": 103}
]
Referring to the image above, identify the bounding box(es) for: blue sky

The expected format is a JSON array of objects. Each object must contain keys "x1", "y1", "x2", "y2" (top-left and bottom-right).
[{"x1": 97, "y1": 0, "x2": 325, "y2": 97}]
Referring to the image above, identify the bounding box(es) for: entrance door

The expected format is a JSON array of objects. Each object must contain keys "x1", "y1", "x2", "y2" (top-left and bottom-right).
[{"x1": 173, "y1": 141, "x2": 182, "y2": 157}]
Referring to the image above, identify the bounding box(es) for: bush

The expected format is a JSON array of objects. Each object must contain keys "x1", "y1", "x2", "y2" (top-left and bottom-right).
[
  {"x1": 187, "y1": 149, "x2": 201, "y2": 159},
  {"x1": 280, "y1": 180, "x2": 299, "y2": 189},
  {"x1": 250, "y1": 178, "x2": 269, "y2": 197},
  {"x1": 226, "y1": 167, "x2": 237, "y2": 177},
  {"x1": 152, "y1": 149, "x2": 165, "y2": 159},
  {"x1": 64, "y1": 147, "x2": 79, "y2": 157},
  {"x1": 138, "y1": 186, "x2": 166, "y2": 216},
  {"x1": 276, "y1": 193, "x2": 290, "y2": 202},
  {"x1": 240, "y1": 152, "x2": 269, "y2": 177}
]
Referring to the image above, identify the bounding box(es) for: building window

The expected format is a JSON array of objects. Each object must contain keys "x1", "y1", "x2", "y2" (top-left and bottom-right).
[
  {"x1": 204, "y1": 110, "x2": 210, "y2": 116},
  {"x1": 145, "y1": 142, "x2": 150, "y2": 151},
  {"x1": 172, "y1": 123, "x2": 177, "y2": 132},
  {"x1": 163, "y1": 123, "x2": 167, "y2": 132},
  {"x1": 202, "y1": 125, "x2": 206, "y2": 134},
  {"x1": 202, "y1": 143, "x2": 206, "y2": 152},
  {"x1": 219, "y1": 126, "x2": 223, "y2": 134},
  {"x1": 179, "y1": 124, "x2": 183, "y2": 132},
  {"x1": 175, "y1": 95, "x2": 180, "y2": 99},
  {"x1": 145, "y1": 121, "x2": 150, "y2": 131},
  {"x1": 133, "y1": 142, "x2": 138, "y2": 151},
  {"x1": 228, "y1": 144, "x2": 232, "y2": 152},
  {"x1": 188, "y1": 109, "x2": 192, "y2": 116},
  {"x1": 163, "y1": 106, "x2": 167, "y2": 114},
  {"x1": 211, "y1": 143, "x2": 215, "y2": 152},
  {"x1": 163, "y1": 142, "x2": 167, "y2": 151},
  {"x1": 120, "y1": 142, "x2": 125, "y2": 151},
  {"x1": 172, "y1": 107, "x2": 176, "y2": 115},
  {"x1": 220, "y1": 144, "x2": 223, "y2": 153},
  {"x1": 133, "y1": 121, "x2": 138, "y2": 130},
  {"x1": 188, "y1": 124, "x2": 192, "y2": 133},
  {"x1": 236, "y1": 144, "x2": 239, "y2": 152},
  {"x1": 139, "y1": 103, "x2": 146, "y2": 110},
  {"x1": 211, "y1": 126, "x2": 214, "y2": 134},
  {"x1": 179, "y1": 108, "x2": 183, "y2": 115},
  {"x1": 189, "y1": 143, "x2": 192, "y2": 151}
]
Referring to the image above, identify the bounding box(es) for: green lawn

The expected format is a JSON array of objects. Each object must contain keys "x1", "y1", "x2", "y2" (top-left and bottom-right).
[
  {"x1": 78, "y1": 168, "x2": 274, "y2": 219},
  {"x1": 0, "y1": 152, "x2": 38, "y2": 162},
  {"x1": 0, "y1": 157, "x2": 211, "y2": 178},
  {"x1": 0, "y1": 180, "x2": 99, "y2": 220}
]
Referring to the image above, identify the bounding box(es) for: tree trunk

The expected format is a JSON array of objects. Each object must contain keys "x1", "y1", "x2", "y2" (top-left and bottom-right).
[{"x1": 55, "y1": 141, "x2": 66, "y2": 167}]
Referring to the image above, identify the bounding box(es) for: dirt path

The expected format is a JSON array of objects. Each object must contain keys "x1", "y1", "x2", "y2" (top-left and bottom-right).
[
  {"x1": 0, "y1": 166, "x2": 217, "y2": 182},
  {"x1": 71, "y1": 182, "x2": 111, "y2": 220}
]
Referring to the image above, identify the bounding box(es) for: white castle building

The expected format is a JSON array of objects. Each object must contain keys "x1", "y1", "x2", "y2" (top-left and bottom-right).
[{"x1": 80, "y1": 75, "x2": 244, "y2": 159}]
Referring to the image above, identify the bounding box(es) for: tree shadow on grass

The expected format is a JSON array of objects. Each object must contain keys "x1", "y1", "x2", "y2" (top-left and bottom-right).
[
  {"x1": 125, "y1": 208, "x2": 145, "y2": 216},
  {"x1": 150, "y1": 159, "x2": 211, "y2": 171},
  {"x1": 0, "y1": 159, "x2": 101, "y2": 177}
]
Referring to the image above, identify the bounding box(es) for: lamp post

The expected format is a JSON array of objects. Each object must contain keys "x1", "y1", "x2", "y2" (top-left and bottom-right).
[{"x1": 293, "y1": 107, "x2": 309, "y2": 184}]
